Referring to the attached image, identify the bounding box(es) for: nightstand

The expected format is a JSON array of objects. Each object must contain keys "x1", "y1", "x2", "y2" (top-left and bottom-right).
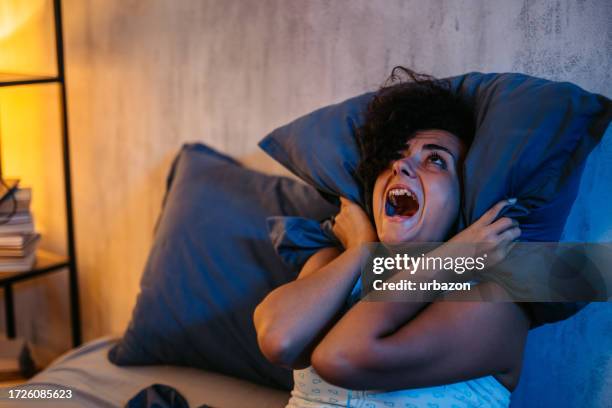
[
  {"x1": 0, "y1": 250, "x2": 75, "y2": 343},
  {"x1": 0, "y1": 0, "x2": 81, "y2": 348}
]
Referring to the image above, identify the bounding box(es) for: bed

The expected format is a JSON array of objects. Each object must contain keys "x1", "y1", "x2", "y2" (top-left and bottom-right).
[
  {"x1": 6, "y1": 337, "x2": 288, "y2": 408},
  {"x1": 6, "y1": 299, "x2": 612, "y2": 408}
]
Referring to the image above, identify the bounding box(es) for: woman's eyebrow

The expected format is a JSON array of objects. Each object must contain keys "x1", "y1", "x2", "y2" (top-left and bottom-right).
[{"x1": 422, "y1": 143, "x2": 456, "y2": 161}]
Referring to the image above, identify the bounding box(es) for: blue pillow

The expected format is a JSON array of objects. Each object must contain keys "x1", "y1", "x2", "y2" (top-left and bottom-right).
[
  {"x1": 259, "y1": 72, "x2": 612, "y2": 241},
  {"x1": 108, "y1": 143, "x2": 336, "y2": 389},
  {"x1": 267, "y1": 216, "x2": 339, "y2": 268},
  {"x1": 260, "y1": 72, "x2": 611, "y2": 327},
  {"x1": 259, "y1": 92, "x2": 374, "y2": 206}
]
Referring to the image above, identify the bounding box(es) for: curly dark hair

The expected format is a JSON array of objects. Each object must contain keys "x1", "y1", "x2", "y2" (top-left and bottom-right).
[{"x1": 356, "y1": 66, "x2": 475, "y2": 216}]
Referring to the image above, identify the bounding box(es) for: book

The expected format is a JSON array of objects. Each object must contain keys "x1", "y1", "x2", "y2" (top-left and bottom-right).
[
  {"x1": 0, "y1": 234, "x2": 40, "y2": 257},
  {"x1": 0, "y1": 251, "x2": 36, "y2": 272},
  {"x1": 0, "y1": 188, "x2": 31, "y2": 214},
  {"x1": 0, "y1": 213, "x2": 34, "y2": 235},
  {"x1": 0, "y1": 233, "x2": 40, "y2": 248},
  {"x1": 0, "y1": 213, "x2": 32, "y2": 225}
]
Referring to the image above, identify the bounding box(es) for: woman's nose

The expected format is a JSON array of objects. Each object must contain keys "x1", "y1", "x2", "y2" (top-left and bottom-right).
[{"x1": 392, "y1": 158, "x2": 416, "y2": 178}]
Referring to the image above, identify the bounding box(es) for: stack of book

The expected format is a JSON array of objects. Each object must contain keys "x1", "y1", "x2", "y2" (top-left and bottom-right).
[{"x1": 0, "y1": 184, "x2": 40, "y2": 273}]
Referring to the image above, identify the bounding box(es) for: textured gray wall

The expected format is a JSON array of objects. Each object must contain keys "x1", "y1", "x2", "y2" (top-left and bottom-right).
[
  {"x1": 180, "y1": 0, "x2": 612, "y2": 155},
  {"x1": 14, "y1": 0, "x2": 608, "y2": 356},
  {"x1": 71, "y1": 0, "x2": 611, "y2": 158}
]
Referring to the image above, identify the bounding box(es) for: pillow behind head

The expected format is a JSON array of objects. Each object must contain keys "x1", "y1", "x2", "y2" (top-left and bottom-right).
[
  {"x1": 260, "y1": 71, "x2": 611, "y2": 328},
  {"x1": 259, "y1": 72, "x2": 612, "y2": 242},
  {"x1": 108, "y1": 143, "x2": 336, "y2": 389}
]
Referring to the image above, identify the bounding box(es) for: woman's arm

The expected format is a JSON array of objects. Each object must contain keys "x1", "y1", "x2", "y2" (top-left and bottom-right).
[
  {"x1": 311, "y1": 286, "x2": 530, "y2": 391},
  {"x1": 311, "y1": 199, "x2": 528, "y2": 391},
  {"x1": 254, "y1": 245, "x2": 368, "y2": 369},
  {"x1": 254, "y1": 199, "x2": 378, "y2": 370}
]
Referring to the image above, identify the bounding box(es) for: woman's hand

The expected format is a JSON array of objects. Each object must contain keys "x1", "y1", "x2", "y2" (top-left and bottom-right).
[
  {"x1": 332, "y1": 198, "x2": 378, "y2": 250},
  {"x1": 447, "y1": 198, "x2": 521, "y2": 267}
]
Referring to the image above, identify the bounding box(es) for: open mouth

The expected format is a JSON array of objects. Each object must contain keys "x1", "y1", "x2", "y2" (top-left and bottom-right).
[{"x1": 385, "y1": 186, "x2": 419, "y2": 218}]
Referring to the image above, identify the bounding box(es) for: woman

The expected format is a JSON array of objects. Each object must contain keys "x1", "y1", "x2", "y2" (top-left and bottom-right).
[{"x1": 254, "y1": 68, "x2": 529, "y2": 408}]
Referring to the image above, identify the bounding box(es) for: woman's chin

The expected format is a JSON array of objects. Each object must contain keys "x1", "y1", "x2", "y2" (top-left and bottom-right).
[
  {"x1": 379, "y1": 235, "x2": 404, "y2": 244},
  {"x1": 378, "y1": 224, "x2": 419, "y2": 244}
]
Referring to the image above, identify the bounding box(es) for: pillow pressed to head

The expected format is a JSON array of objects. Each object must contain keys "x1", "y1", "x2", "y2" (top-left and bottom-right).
[
  {"x1": 260, "y1": 72, "x2": 611, "y2": 327},
  {"x1": 259, "y1": 72, "x2": 612, "y2": 241},
  {"x1": 108, "y1": 143, "x2": 336, "y2": 389},
  {"x1": 259, "y1": 92, "x2": 374, "y2": 206}
]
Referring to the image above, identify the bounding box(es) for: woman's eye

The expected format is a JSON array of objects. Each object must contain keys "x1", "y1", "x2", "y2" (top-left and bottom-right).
[{"x1": 427, "y1": 153, "x2": 447, "y2": 169}]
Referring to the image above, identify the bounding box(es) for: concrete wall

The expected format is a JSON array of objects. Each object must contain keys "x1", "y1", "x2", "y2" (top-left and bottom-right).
[{"x1": 3, "y1": 0, "x2": 609, "y2": 363}]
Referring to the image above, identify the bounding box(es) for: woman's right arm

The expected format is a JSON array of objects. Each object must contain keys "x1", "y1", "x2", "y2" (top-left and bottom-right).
[{"x1": 253, "y1": 244, "x2": 367, "y2": 369}]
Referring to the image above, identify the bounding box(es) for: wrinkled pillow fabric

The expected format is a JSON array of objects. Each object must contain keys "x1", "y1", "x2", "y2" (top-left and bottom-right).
[
  {"x1": 259, "y1": 92, "x2": 374, "y2": 206},
  {"x1": 109, "y1": 143, "x2": 336, "y2": 389},
  {"x1": 450, "y1": 73, "x2": 611, "y2": 239},
  {"x1": 267, "y1": 216, "x2": 339, "y2": 268}
]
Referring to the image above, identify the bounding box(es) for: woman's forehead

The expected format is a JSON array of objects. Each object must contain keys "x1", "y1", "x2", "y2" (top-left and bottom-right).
[{"x1": 405, "y1": 129, "x2": 464, "y2": 155}]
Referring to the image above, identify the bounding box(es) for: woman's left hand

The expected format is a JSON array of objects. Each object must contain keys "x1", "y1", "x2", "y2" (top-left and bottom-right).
[{"x1": 332, "y1": 197, "x2": 378, "y2": 249}]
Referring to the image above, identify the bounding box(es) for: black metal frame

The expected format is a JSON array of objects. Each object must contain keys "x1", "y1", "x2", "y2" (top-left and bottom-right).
[{"x1": 0, "y1": 0, "x2": 81, "y2": 347}]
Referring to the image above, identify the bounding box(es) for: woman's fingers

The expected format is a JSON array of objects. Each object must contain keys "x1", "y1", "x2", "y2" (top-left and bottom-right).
[
  {"x1": 477, "y1": 198, "x2": 517, "y2": 226},
  {"x1": 499, "y1": 226, "x2": 521, "y2": 242},
  {"x1": 490, "y1": 217, "x2": 519, "y2": 234}
]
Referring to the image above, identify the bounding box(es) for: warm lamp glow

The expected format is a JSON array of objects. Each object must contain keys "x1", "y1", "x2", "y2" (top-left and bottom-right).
[
  {"x1": 1, "y1": 90, "x2": 41, "y2": 172},
  {"x1": 0, "y1": 84, "x2": 65, "y2": 250},
  {"x1": 0, "y1": 0, "x2": 55, "y2": 76},
  {"x1": 0, "y1": 0, "x2": 47, "y2": 40},
  {"x1": 0, "y1": 0, "x2": 62, "y2": 243}
]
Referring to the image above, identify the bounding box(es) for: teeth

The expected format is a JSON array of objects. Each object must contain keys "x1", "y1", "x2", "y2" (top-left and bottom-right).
[
  {"x1": 388, "y1": 188, "x2": 415, "y2": 198},
  {"x1": 386, "y1": 186, "x2": 419, "y2": 217}
]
